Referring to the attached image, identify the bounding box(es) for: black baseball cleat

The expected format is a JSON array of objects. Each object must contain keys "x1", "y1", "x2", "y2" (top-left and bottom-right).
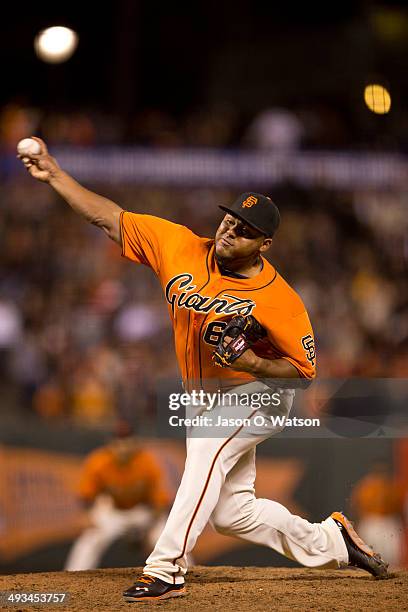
[
  {"x1": 123, "y1": 574, "x2": 186, "y2": 602},
  {"x1": 331, "y1": 511, "x2": 389, "y2": 579}
]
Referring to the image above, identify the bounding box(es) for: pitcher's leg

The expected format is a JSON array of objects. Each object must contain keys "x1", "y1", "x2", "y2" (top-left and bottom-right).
[
  {"x1": 210, "y1": 448, "x2": 348, "y2": 568},
  {"x1": 144, "y1": 433, "x2": 259, "y2": 584}
]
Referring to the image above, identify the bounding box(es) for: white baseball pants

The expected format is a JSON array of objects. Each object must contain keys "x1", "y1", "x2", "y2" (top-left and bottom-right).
[
  {"x1": 144, "y1": 384, "x2": 348, "y2": 584},
  {"x1": 65, "y1": 495, "x2": 164, "y2": 571}
]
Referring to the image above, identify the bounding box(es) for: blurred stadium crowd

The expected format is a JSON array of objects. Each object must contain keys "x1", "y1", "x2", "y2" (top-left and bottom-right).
[
  {"x1": 0, "y1": 171, "x2": 407, "y2": 432},
  {"x1": 1, "y1": 100, "x2": 408, "y2": 150},
  {"x1": 0, "y1": 102, "x2": 406, "y2": 433}
]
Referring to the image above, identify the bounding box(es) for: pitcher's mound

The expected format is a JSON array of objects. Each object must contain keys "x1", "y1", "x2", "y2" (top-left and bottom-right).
[{"x1": 1, "y1": 566, "x2": 406, "y2": 611}]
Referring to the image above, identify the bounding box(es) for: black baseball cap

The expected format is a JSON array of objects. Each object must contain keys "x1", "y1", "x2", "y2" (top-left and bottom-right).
[{"x1": 219, "y1": 192, "x2": 280, "y2": 237}]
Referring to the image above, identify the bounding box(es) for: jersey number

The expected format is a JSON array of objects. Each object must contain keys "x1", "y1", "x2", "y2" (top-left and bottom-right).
[{"x1": 203, "y1": 321, "x2": 227, "y2": 346}]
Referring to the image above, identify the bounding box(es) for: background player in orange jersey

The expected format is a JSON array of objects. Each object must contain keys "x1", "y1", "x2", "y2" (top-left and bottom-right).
[
  {"x1": 65, "y1": 424, "x2": 171, "y2": 571},
  {"x1": 350, "y1": 461, "x2": 404, "y2": 568},
  {"x1": 20, "y1": 138, "x2": 388, "y2": 602}
]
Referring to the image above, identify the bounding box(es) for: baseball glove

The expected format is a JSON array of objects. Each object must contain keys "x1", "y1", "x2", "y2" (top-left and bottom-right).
[{"x1": 212, "y1": 315, "x2": 266, "y2": 368}]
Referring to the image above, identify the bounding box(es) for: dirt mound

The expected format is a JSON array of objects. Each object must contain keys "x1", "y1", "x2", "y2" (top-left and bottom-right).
[{"x1": 0, "y1": 566, "x2": 406, "y2": 611}]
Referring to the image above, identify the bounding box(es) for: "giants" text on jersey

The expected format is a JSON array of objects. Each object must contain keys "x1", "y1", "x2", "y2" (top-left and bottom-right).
[{"x1": 165, "y1": 273, "x2": 256, "y2": 317}]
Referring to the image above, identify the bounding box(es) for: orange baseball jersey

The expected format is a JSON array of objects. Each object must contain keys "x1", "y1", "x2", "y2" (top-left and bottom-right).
[
  {"x1": 120, "y1": 212, "x2": 316, "y2": 390},
  {"x1": 351, "y1": 474, "x2": 404, "y2": 517},
  {"x1": 78, "y1": 447, "x2": 171, "y2": 510}
]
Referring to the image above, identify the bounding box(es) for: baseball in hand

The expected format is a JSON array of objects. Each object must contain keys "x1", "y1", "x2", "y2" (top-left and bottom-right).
[{"x1": 17, "y1": 138, "x2": 41, "y2": 156}]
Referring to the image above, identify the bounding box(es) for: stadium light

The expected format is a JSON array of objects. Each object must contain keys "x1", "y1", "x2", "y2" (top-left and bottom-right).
[
  {"x1": 364, "y1": 84, "x2": 391, "y2": 114},
  {"x1": 34, "y1": 26, "x2": 78, "y2": 64}
]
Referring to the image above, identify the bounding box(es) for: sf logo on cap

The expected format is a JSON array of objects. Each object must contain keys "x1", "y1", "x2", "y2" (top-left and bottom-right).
[{"x1": 242, "y1": 195, "x2": 258, "y2": 208}]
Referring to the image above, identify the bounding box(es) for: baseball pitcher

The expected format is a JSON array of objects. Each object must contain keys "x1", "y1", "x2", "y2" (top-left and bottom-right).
[{"x1": 19, "y1": 139, "x2": 388, "y2": 602}]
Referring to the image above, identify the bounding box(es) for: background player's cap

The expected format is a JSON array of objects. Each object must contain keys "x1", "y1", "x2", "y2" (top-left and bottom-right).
[
  {"x1": 219, "y1": 192, "x2": 280, "y2": 237},
  {"x1": 112, "y1": 419, "x2": 135, "y2": 439}
]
